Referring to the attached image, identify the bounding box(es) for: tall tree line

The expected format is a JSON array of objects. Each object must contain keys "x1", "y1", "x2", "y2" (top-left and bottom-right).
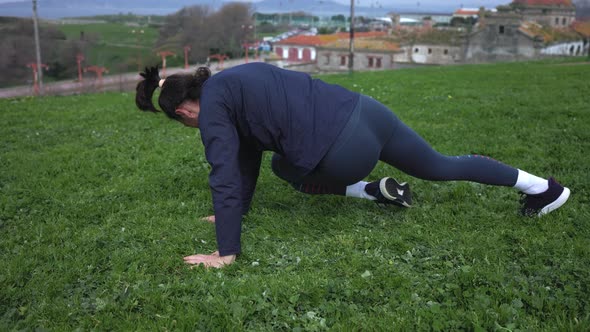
[{"x1": 156, "y1": 3, "x2": 254, "y2": 62}]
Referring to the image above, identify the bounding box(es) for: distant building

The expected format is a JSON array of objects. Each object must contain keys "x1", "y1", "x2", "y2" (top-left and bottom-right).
[
  {"x1": 465, "y1": 9, "x2": 585, "y2": 63},
  {"x1": 267, "y1": 1, "x2": 587, "y2": 71},
  {"x1": 453, "y1": 8, "x2": 481, "y2": 19},
  {"x1": 465, "y1": 12, "x2": 539, "y2": 62},
  {"x1": 388, "y1": 12, "x2": 453, "y2": 28},
  {"x1": 316, "y1": 38, "x2": 401, "y2": 72},
  {"x1": 274, "y1": 32, "x2": 387, "y2": 63},
  {"x1": 396, "y1": 29, "x2": 465, "y2": 65},
  {"x1": 510, "y1": 0, "x2": 576, "y2": 27}
]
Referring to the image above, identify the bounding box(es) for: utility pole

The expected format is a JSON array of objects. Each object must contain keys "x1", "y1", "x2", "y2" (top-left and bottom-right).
[
  {"x1": 184, "y1": 45, "x2": 191, "y2": 69},
  {"x1": 349, "y1": 0, "x2": 355, "y2": 74},
  {"x1": 32, "y1": 0, "x2": 44, "y2": 95},
  {"x1": 76, "y1": 54, "x2": 85, "y2": 82}
]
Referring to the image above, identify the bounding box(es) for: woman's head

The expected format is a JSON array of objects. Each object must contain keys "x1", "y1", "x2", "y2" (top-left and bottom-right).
[{"x1": 135, "y1": 66, "x2": 211, "y2": 122}]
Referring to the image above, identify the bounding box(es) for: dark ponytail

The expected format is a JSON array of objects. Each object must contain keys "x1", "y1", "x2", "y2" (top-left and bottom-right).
[
  {"x1": 135, "y1": 66, "x2": 211, "y2": 120},
  {"x1": 135, "y1": 66, "x2": 161, "y2": 113}
]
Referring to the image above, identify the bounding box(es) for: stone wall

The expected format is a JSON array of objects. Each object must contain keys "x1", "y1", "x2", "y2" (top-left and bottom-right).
[{"x1": 465, "y1": 14, "x2": 539, "y2": 63}]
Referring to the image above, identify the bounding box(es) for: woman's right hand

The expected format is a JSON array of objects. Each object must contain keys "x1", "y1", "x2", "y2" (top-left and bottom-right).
[{"x1": 201, "y1": 215, "x2": 215, "y2": 223}]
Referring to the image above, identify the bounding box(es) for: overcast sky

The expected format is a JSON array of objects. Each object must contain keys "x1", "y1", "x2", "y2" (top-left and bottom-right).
[
  {"x1": 334, "y1": 0, "x2": 509, "y2": 7},
  {"x1": 0, "y1": 0, "x2": 511, "y2": 6}
]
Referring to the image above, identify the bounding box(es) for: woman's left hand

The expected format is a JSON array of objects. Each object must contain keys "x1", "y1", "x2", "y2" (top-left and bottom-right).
[
  {"x1": 200, "y1": 215, "x2": 215, "y2": 223},
  {"x1": 183, "y1": 251, "x2": 235, "y2": 268}
]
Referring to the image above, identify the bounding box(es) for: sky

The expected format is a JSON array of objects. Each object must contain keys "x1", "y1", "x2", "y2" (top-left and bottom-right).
[
  {"x1": 332, "y1": 0, "x2": 509, "y2": 8},
  {"x1": 0, "y1": 0, "x2": 511, "y2": 6}
]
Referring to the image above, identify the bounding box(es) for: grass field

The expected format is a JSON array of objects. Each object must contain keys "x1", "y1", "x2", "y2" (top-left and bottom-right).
[
  {"x1": 56, "y1": 22, "x2": 165, "y2": 74},
  {"x1": 1, "y1": 60, "x2": 589, "y2": 330}
]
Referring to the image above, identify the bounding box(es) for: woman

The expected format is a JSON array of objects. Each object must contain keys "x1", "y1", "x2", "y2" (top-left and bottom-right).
[{"x1": 135, "y1": 63, "x2": 570, "y2": 268}]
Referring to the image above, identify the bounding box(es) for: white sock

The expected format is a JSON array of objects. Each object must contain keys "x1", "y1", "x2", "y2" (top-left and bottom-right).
[
  {"x1": 514, "y1": 169, "x2": 549, "y2": 195},
  {"x1": 346, "y1": 181, "x2": 376, "y2": 200}
]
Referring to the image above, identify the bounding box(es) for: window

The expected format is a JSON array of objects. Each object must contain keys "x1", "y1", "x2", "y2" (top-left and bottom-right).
[
  {"x1": 324, "y1": 54, "x2": 330, "y2": 65},
  {"x1": 428, "y1": 48, "x2": 432, "y2": 54},
  {"x1": 499, "y1": 25, "x2": 505, "y2": 34},
  {"x1": 376, "y1": 57, "x2": 382, "y2": 68},
  {"x1": 555, "y1": 17, "x2": 559, "y2": 25},
  {"x1": 368, "y1": 57, "x2": 374, "y2": 68},
  {"x1": 562, "y1": 18, "x2": 567, "y2": 26},
  {"x1": 414, "y1": 48, "x2": 419, "y2": 53},
  {"x1": 444, "y1": 49, "x2": 449, "y2": 55},
  {"x1": 340, "y1": 56, "x2": 347, "y2": 66}
]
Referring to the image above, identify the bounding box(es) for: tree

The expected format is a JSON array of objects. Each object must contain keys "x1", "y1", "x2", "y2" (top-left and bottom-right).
[
  {"x1": 0, "y1": 18, "x2": 86, "y2": 87},
  {"x1": 156, "y1": 3, "x2": 253, "y2": 63},
  {"x1": 332, "y1": 14, "x2": 346, "y2": 22}
]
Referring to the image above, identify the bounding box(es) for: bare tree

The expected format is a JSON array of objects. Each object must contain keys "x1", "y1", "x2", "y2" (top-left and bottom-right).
[{"x1": 156, "y1": 3, "x2": 253, "y2": 63}]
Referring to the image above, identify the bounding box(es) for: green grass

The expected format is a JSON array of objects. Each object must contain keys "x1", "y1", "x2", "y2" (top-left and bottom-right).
[
  {"x1": 1, "y1": 60, "x2": 589, "y2": 330},
  {"x1": 55, "y1": 22, "x2": 162, "y2": 73}
]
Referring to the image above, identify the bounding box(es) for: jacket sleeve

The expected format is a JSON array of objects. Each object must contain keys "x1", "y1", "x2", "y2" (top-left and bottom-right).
[
  {"x1": 239, "y1": 144, "x2": 262, "y2": 216},
  {"x1": 199, "y1": 102, "x2": 245, "y2": 256}
]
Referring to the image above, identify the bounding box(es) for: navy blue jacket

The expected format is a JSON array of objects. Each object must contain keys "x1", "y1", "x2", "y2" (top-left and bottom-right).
[{"x1": 198, "y1": 63, "x2": 359, "y2": 256}]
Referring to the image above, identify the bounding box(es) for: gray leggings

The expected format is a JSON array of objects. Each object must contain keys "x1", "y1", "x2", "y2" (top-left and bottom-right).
[{"x1": 272, "y1": 95, "x2": 518, "y2": 187}]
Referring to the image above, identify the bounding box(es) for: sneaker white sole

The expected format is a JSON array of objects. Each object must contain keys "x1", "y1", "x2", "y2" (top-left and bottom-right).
[
  {"x1": 379, "y1": 177, "x2": 412, "y2": 208},
  {"x1": 538, "y1": 187, "x2": 570, "y2": 217}
]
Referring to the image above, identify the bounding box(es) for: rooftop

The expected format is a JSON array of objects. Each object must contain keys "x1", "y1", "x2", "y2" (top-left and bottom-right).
[
  {"x1": 320, "y1": 38, "x2": 400, "y2": 52},
  {"x1": 275, "y1": 31, "x2": 387, "y2": 46},
  {"x1": 454, "y1": 8, "x2": 481, "y2": 16},
  {"x1": 519, "y1": 20, "x2": 583, "y2": 43}
]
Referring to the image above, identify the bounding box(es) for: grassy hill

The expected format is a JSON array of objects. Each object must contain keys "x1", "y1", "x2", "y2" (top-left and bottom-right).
[
  {"x1": 56, "y1": 21, "x2": 168, "y2": 73},
  {"x1": 1, "y1": 61, "x2": 589, "y2": 330}
]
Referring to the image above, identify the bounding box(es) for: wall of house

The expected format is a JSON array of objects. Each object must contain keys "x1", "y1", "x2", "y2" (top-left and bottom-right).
[
  {"x1": 316, "y1": 50, "x2": 395, "y2": 72},
  {"x1": 274, "y1": 45, "x2": 317, "y2": 62},
  {"x1": 401, "y1": 45, "x2": 462, "y2": 64},
  {"x1": 465, "y1": 15, "x2": 538, "y2": 63},
  {"x1": 520, "y1": 7, "x2": 576, "y2": 27}
]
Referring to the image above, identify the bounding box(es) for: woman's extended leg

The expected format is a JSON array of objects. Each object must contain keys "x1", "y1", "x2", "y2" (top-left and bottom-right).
[{"x1": 361, "y1": 96, "x2": 569, "y2": 216}]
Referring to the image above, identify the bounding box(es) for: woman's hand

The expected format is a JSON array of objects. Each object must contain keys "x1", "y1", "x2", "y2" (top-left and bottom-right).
[
  {"x1": 201, "y1": 215, "x2": 215, "y2": 223},
  {"x1": 183, "y1": 251, "x2": 235, "y2": 268}
]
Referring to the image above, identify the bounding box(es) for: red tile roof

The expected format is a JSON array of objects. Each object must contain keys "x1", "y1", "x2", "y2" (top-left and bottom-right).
[
  {"x1": 322, "y1": 38, "x2": 400, "y2": 52},
  {"x1": 275, "y1": 31, "x2": 387, "y2": 46},
  {"x1": 512, "y1": 0, "x2": 573, "y2": 6},
  {"x1": 454, "y1": 9, "x2": 480, "y2": 16}
]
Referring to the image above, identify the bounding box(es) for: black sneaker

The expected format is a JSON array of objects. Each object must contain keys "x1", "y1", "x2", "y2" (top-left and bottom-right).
[
  {"x1": 520, "y1": 177, "x2": 570, "y2": 217},
  {"x1": 365, "y1": 177, "x2": 412, "y2": 208}
]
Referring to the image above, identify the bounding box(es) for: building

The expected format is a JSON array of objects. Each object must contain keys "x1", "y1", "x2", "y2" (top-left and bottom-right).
[
  {"x1": 465, "y1": 12, "x2": 538, "y2": 62},
  {"x1": 269, "y1": 1, "x2": 586, "y2": 71},
  {"x1": 316, "y1": 38, "x2": 401, "y2": 72},
  {"x1": 465, "y1": 9, "x2": 585, "y2": 63},
  {"x1": 273, "y1": 32, "x2": 387, "y2": 63},
  {"x1": 453, "y1": 8, "x2": 481, "y2": 19},
  {"x1": 510, "y1": 0, "x2": 576, "y2": 28}
]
